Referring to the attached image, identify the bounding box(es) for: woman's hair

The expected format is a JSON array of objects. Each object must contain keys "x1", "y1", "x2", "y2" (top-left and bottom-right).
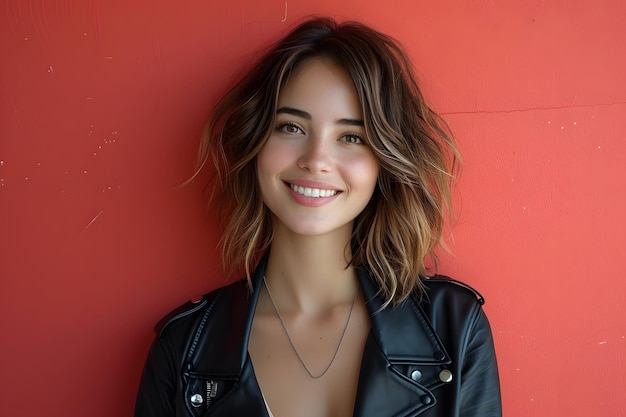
[{"x1": 196, "y1": 17, "x2": 460, "y2": 306}]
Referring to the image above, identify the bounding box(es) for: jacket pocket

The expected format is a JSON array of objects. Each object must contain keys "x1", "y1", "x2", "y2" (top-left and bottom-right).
[{"x1": 182, "y1": 374, "x2": 235, "y2": 417}]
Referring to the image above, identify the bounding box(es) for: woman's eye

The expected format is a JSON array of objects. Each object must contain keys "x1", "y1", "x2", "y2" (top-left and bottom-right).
[
  {"x1": 342, "y1": 134, "x2": 363, "y2": 144},
  {"x1": 279, "y1": 122, "x2": 303, "y2": 134}
]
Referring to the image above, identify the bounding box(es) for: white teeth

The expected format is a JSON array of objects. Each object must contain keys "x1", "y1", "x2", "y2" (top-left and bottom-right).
[{"x1": 290, "y1": 183, "x2": 338, "y2": 198}]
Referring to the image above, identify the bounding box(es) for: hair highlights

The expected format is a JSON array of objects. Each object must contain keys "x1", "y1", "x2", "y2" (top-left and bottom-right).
[{"x1": 196, "y1": 17, "x2": 459, "y2": 306}]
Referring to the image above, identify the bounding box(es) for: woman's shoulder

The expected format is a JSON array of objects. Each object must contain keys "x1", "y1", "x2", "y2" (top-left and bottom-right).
[
  {"x1": 153, "y1": 278, "x2": 249, "y2": 338},
  {"x1": 413, "y1": 274, "x2": 495, "y2": 343},
  {"x1": 416, "y1": 274, "x2": 489, "y2": 327},
  {"x1": 421, "y1": 275, "x2": 485, "y2": 306}
]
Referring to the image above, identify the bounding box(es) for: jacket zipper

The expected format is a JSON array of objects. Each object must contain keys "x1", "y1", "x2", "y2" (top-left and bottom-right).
[{"x1": 206, "y1": 380, "x2": 218, "y2": 407}]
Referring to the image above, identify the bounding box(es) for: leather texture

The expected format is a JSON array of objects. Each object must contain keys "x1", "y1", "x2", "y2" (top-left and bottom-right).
[{"x1": 135, "y1": 256, "x2": 501, "y2": 416}]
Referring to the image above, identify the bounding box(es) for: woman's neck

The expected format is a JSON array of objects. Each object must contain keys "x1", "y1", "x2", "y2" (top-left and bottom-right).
[{"x1": 264, "y1": 225, "x2": 359, "y2": 316}]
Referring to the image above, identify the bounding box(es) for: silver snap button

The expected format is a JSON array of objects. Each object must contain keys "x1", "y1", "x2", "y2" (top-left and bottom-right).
[
  {"x1": 410, "y1": 370, "x2": 422, "y2": 381},
  {"x1": 439, "y1": 369, "x2": 453, "y2": 383},
  {"x1": 190, "y1": 394, "x2": 203, "y2": 407}
]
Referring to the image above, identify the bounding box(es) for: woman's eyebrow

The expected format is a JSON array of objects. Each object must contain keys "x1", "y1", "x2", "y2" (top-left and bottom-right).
[
  {"x1": 277, "y1": 106, "x2": 311, "y2": 119},
  {"x1": 336, "y1": 118, "x2": 364, "y2": 127},
  {"x1": 277, "y1": 106, "x2": 364, "y2": 126}
]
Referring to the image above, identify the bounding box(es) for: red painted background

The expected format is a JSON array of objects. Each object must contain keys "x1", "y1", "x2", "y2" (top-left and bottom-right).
[{"x1": 1, "y1": 1, "x2": 625, "y2": 416}]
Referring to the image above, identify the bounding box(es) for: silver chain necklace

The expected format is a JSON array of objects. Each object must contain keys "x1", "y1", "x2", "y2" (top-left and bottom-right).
[{"x1": 262, "y1": 275, "x2": 358, "y2": 379}]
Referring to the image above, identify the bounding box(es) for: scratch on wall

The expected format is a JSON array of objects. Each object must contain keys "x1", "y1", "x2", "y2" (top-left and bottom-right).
[
  {"x1": 82, "y1": 210, "x2": 104, "y2": 232},
  {"x1": 282, "y1": 0, "x2": 288, "y2": 22}
]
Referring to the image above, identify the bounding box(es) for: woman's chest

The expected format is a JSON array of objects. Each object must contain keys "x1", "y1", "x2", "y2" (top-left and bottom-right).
[{"x1": 248, "y1": 303, "x2": 371, "y2": 417}]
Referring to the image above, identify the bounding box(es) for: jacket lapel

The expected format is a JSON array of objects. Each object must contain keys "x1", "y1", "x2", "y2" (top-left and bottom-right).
[
  {"x1": 353, "y1": 268, "x2": 451, "y2": 416},
  {"x1": 187, "y1": 259, "x2": 264, "y2": 377},
  {"x1": 183, "y1": 256, "x2": 269, "y2": 416}
]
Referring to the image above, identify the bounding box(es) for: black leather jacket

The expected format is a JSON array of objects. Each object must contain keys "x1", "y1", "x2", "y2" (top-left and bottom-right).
[{"x1": 135, "y1": 258, "x2": 501, "y2": 416}]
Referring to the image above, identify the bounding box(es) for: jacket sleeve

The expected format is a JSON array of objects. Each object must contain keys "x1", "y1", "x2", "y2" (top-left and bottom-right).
[
  {"x1": 459, "y1": 307, "x2": 502, "y2": 416},
  {"x1": 134, "y1": 336, "x2": 178, "y2": 417}
]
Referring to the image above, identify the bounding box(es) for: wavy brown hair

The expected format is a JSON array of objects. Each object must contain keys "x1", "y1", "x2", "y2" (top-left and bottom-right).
[{"x1": 195, "y1": 17, "x2": 460, "y2": 306}]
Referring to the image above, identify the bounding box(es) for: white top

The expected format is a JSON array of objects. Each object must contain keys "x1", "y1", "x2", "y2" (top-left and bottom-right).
[{"x1": 262, "y1": 392, "x2": 275, "y2": 417}]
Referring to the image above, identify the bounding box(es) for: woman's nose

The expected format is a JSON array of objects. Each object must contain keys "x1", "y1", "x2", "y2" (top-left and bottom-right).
[{"x1": 297, "y1": 137, "x2": 332, "y2": 173}]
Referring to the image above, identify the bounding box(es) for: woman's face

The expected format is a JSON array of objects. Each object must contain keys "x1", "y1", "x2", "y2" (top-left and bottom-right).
[{"x1": 257, "y1": 58, "x2": 379, "y2": 238}]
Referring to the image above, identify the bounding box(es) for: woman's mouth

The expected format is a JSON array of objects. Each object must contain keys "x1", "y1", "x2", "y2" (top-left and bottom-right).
[{"x1": 288, "y1": 183, "x2": 339, "y2": 198}]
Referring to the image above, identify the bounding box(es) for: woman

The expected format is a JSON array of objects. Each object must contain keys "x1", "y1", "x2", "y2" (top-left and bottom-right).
[{"x1": 135, "y1": 17, "x2": 501, "y2": 417}]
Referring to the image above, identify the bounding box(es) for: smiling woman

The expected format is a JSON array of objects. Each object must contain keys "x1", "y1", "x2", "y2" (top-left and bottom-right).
[
  {"x1": 135, "y1": 17, "x2": 501, "y2": 417},
  {"x1": 257, "y1": 58, "x2": 379, "y2": 237}
]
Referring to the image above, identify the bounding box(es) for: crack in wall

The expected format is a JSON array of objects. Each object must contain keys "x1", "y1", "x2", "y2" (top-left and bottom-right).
[{"x1": 440, "y1": 101, "x2": 626, "y2": 116}]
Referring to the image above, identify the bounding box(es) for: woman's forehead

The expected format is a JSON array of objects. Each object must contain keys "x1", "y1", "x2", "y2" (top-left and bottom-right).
[{"x1": 276, "y1": 58, "x2": 363, "y2": 120}]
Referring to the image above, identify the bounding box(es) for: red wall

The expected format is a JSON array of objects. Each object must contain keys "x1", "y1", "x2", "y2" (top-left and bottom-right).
[{"x1": 1, "y1": 1, "x2": 625, "y2": 416}]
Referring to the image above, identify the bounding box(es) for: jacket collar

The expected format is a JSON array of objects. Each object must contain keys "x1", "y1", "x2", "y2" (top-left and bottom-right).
[{"x1": 356, "y1": 267, "x2": 450, "y2": 364}]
